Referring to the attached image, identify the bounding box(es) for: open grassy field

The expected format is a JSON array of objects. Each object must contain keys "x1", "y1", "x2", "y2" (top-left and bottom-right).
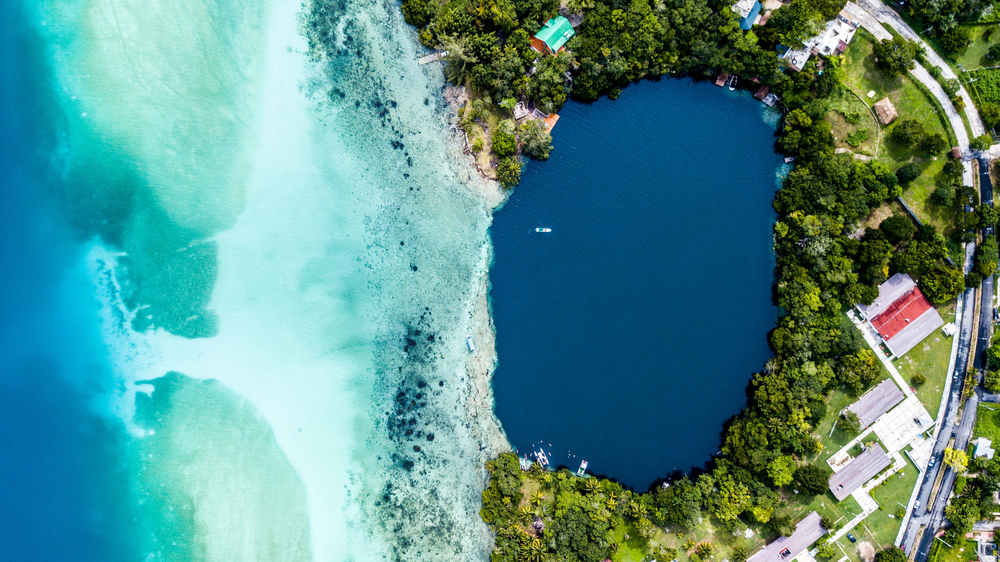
[
  {"x1": 826, "y1": 88, "x2": 880, "y2": 156},
  {"x1": 928, "y1": 537, "x2": 979, "y2": 562},
  {"x1": 974, "y1": 403, "x2": 1000, "y2": 443},
  {"x1": 839, "y1": 30, "x2": 959, "y2": 237},
  {"x1": 952, "y1": 26, "x2": 1000, "y2": 71},
  {"x1": 841, "y1": 30, "x2": 950, "y2": 142},
  {"x1": 895, "y1": 301, "x2": 957, "y2": 416}
]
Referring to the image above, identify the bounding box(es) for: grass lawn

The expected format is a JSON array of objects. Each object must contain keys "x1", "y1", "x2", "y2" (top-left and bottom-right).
[
  {"x1": 928, "y1": 537, "x2": 979, "y2": 562},
  {"x1": 841, "y1": 30, "x2": 950, "y2": 143},
  {"x1": 894, "y1": 301, "x2": 957, "y2": 415},
  {"x1": 974, "y1": 403, "x2": 1000, "y2": 443},
  {"x1": 867, "y1": 457, "x2": 919, "y2": 548},
  {"x1": 826, "y1": 88, "x2": 880, "y2": 156},
  {"x1": 840, "y1": 29, "x2": 959, "y2": 236},
  {"x1": 898, "y1": 157, "x2": 957, "y2": 236},
  {"x1": 948, "y1": 26, "x2": 1000, "y2": 71}
]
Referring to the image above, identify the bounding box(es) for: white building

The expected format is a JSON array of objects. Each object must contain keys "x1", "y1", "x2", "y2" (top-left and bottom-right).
[{"x1": 783, "y1": 10, "x2": 860, "y2": 71}]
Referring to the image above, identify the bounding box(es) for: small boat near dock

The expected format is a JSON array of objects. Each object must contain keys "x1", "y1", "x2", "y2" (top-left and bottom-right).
[
  {"x1": 576, "y1": 460, "x2": 588, "y2": 477},
  {"x1": 728, "y1": 75, "x2": 737, "y2": 91},
  {"x1": 466, "y1": 335, "x2": 476, "y2": 352},
  {"x1": 535, "y1": 228, "x2": 551, "y2": 233}
]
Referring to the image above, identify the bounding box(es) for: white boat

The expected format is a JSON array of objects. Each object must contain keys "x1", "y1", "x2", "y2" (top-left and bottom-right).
[
  {"x1": 535, "y1": 228, "x2": 551, "y2": 233},
  {"x1": 466, "y1": 335, "x2": 476, "y2": 352},
  {"x1": 729, "y1": 75, "x2": 737, "y2": 91},
  {"x1": 535, "y1": 450, "x2": 549, "y2": 466},
  {"x1": 577, "y1": 460, "x2": 588, "y2": 476}
]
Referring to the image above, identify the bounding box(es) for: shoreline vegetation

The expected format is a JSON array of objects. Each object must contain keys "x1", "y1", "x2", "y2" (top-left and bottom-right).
[{"x1": 395, "y1": 0, "x2": 1000, "y2": 560}]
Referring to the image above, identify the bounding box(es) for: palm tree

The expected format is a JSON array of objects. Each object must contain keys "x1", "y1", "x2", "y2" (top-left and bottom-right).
[
  {"x1": 440, "y1": 36, "x2": 478, "y2": 85},
  {"x1": 525, "y1": 538, "x2": 545, "y2": 562},
  {"x1": 583, "y1": 478, "x2": 601, "y2": 495},
  {"x1": 530, "y1": 490, "x2": 544, "y2": 506}
]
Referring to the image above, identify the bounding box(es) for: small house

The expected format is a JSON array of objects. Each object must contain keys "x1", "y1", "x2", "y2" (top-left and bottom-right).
[
  {"x1": 873, "y1": 97, "x2": 898, "y2": 125},
  {"x1": 976, "y1": 437, "x2": 996, "y2": 460},
  {"x1": 715, "y1": 72, "x2": 731, "y2": 87},
  {"x1": 531, "y1": 16, "x2": 575, "y2": 56}
]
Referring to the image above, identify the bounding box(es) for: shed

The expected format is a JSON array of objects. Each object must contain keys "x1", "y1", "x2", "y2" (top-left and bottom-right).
[
  {"x1": 873, "y1": 97, "x2": 898, "y2": 125},
  {"x1": 747, "y1": 512, "x2": 826, "y2": 562},
  {"x1": 531, "y1": 16, "x2": 575, "y2": 56},
  {"x1": 976, "y1": 437, "x2": 996, "y2": 460},
  {"x1": 716, "y1": 72, "x2": 731, "y2": 87},
  {"x1": 754, "y1": 85, "x2": 771, "y2": 100},
  {"x1": 829, "y1": 444, "x2": 891, "y2": 501}
]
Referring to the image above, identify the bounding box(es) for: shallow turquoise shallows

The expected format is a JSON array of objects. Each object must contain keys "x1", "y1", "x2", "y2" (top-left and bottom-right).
[{"x1": 490, "y1": 79, "x2": 782, "y2": 488}]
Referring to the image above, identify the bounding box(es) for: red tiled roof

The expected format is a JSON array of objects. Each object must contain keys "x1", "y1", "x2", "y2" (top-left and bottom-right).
[{"x1": 870, "y1": 287, "x2": 933, "y2": 340}]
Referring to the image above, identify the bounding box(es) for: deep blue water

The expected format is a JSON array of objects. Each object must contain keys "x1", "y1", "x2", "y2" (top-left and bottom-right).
[
  {"x1": 0, "y1": 2, "x2": 140, "y2": 558},
  {"x1": 490, "y1": 78, "x2": 781, "y2": 489}
]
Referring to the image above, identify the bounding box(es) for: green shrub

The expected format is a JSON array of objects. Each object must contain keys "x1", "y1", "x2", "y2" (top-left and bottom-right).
[
  {"x1": 892, "y1": 119, "x2": 925, "y2": 146},
  {"x1": 496, "y1": 156, "x2": 521, "y2": 189},
  {"x1": 896, "y1": 162, "x2": 922, "y2": 185},
  {"x1": 847, "y1": 128, "x2": 869, "y2": 147},
  {"x1": 912, "y1": 372, "x2": 927, "y2": 387},
  {"x1": 491, "y1": 120, "x2": 517, "y2": 158},
  {"x1": 519, "y1": 119, "x2": 553, "y2": 160},
  {"x1": 985, "y1": 370, "x2": 1000, "y2": 393},
  {"x1": 844, "y1": 111, "x2": 862, "y2": 125}
]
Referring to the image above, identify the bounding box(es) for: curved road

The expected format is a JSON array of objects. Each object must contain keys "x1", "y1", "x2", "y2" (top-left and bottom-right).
[{"x1": 850, "y1": 0, "x2": 987, "y2": 186}]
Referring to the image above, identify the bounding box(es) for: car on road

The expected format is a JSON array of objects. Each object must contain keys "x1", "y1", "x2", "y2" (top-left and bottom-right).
[
  {"x1": 847, "y1": 533, "x2": 856, "y2": 543},
  {"x1": 929, "y1": 456, "x2": 935, "y2": 467},
  {"x1": 915, "y1": 501, "x2": 920, "y2": 510}
]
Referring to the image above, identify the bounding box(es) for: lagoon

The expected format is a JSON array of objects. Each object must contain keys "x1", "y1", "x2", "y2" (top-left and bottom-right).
[{"x1": 490, "y1": 79, "x2": 782, "y2": 488}]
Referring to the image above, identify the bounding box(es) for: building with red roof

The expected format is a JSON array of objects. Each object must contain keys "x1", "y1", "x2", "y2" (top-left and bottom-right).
[{"x1": 857, "y1": 273, "x2": 944, "y2": 358}]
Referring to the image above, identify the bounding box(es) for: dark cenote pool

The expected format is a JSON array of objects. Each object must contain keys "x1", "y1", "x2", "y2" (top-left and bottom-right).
[{"x1": 490, "y1": 78, "x2": 783, "y2": 489}]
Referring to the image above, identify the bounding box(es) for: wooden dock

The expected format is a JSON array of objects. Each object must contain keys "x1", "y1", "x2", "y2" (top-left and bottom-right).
[{"x1": 417, "y1": 51, "x2": 447, "y2": 65}]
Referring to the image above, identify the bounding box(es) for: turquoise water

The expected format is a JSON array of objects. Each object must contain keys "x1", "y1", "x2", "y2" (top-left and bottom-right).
[
  {"x1": 3, "y1": 0, "x2": 782, "y2": 554},
  {"x1": 5, "y1": 0, "x2": 503, "y2": 558},
  {"x1": 491, "y1": 79, "x2": 782, "y2": 488}
]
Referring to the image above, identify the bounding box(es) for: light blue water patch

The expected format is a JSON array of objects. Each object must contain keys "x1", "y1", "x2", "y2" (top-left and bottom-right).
[
  {"x1": 490, "y1": 78, "x2": 781, "y2": 488},
  {"x1": 0, "y1": 1, "x2": 140, "y2": 557}
]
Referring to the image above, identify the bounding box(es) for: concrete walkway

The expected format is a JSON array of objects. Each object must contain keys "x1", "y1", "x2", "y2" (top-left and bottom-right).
[{"x1": 850, "y1": 0, "x2": 984, "y2": 187}]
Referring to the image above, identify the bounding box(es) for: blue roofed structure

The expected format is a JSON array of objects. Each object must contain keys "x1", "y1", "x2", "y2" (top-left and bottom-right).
[{"x1": 732, "y1": 0, "x2": 761, "y2": 30}]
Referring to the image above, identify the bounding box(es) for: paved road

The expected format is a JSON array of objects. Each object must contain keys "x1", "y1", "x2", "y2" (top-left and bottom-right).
[
  {"x1": 901, "y1": 282, "x2": 975, "y2": 559},
  {"x1": 851, "y1": 0, "x2": 983, "y2": 187},
  {"x1": 853, "y1": 0, "x2": 985, "y2": 138},
  {"x1": 902, "y1": 158, "x2": 996, "y2": 561}
]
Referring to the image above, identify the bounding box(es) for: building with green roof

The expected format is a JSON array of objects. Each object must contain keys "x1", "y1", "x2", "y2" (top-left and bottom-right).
[{"x1": 531, "y1": 16, "x2": 575, "y2": 56}]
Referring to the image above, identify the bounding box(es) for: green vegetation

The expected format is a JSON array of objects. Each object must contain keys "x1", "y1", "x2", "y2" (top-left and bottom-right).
[
  {"x1": 974, "y1": 404, "x2": 1000, "y2": 443},
  {"x1": 402, "y1": 0, "x2": 797, "y2": 187},
  {"x1": 967, "y1": 68, "x2": 1000, "y2": 129},
  {"x1": 943, "y1": 455, "x2": 1000, "y2": 533},
  {"x1": 872, "y1": 36, "x2": 923, "y2": 76},
  {"x1": 928, "y1": 537, "x2": 978, "y2": 562},
  {"x1": 477, "y1": 19, "x2": 974, "y2": 557}
]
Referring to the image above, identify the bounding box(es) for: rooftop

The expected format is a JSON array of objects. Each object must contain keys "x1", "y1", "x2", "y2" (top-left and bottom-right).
[
  {"x1": 873, "y1": 97, "x2": 898, "y2": 125},
  {"x1": 976, "y1": 437, "x2": 996, "y2": 460},
  {"x1": 848, "y1": 379, "x2": 904, "y2": 428},
  {"x1": 533, "y1": 16, "x2": 575, "y2": 55},
  {"x1": 829, "y1": 444, "x2": 891, "y2": 501},
  {"x1": 747, "y1": 512, "x2": 826, "y2": 562},
  {"x1": 869, "y1": 287, "x2": 933, "y2": 340},
  {"x1": 783, "y1": 10, "x2": 859, "y2": 71},
  {"x1": 857, "y1": 273, "x2": 915, "y2": 320}
]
